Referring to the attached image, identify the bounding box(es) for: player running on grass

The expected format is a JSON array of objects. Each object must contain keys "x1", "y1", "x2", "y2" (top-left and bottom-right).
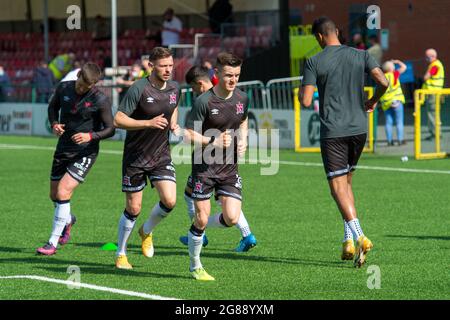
[
  {"x1": 113, "y1": 47, "x2": 180, "y2": 270},
  {"x1": 179, "y1": 65, "x2": 257, "y2": 252},
  {"x1": 300, "y1": 17, "x2": 388, "y2": 267},
  {"x1": 184, "y1": 53, "x2": 250, "y2": 280},
  {"x1": 36, "y1": 62, "x2": 115, "y2": 255}
]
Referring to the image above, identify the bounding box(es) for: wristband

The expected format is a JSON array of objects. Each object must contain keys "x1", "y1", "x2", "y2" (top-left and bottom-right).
[
  {"x1": 208, "y1": 136, "x2": 215, "y2": 144},
  {"x1": 88, "y1": 132, "x2": 93, "y2": 141}
]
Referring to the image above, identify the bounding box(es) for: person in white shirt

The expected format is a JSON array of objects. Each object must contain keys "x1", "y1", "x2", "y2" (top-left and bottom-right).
[{"x1": 161, "y1": 8, "x2": 182, "y2": 47}]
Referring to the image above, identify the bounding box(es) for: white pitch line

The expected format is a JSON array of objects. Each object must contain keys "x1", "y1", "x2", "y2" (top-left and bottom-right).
[
  {"x1": 0, "y1": 275, "x2": 179, "y2": 300},
  {"x1": 1, "y1": 143, "x2": 449, "y2": 175}
]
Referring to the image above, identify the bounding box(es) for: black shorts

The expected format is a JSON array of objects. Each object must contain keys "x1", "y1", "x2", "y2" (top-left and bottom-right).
[
  {"x1": 122, "y1": 156, "x2": 176, "y2": 193},
  {"x1": 50, "y1": 150, "x2": 98, "y2": 183},
  {"x1": 320, "y1": 133, "x2": 366, "y2": 180},
  {"x1": 190, "y1": 174, "x2": 243, "y2": 201}
]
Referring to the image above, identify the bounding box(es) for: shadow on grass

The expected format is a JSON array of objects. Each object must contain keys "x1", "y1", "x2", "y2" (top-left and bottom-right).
[
  {"x1": 0, "y1": 247, "x2": 28, "y2": 253},
  {"x1": 0, "y1": 256, "x2": 190, "y2": 280},
  {"x1": 75, "y1": 242, "x2": 349, "y2": 268},
  {"x1": 386, "y1": 235, "x2": 450, "y2": 241}
]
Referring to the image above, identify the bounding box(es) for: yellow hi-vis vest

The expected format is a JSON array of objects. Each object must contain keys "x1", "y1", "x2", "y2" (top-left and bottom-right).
[
  {"x1": 48, "y1": 54, "x2": 72, "y2": 81},
  {"x1": 423, "y1": 59, "x2": 445, "y2": 89},
  {"x1": 380, "y1": 71, "x2": 405, "y2": 111}
]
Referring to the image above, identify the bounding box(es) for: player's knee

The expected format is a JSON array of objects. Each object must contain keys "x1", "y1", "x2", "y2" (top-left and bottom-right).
[
  {"x1": 56, "y1": 189, "x2": 71, "y2": 201},
  {"x1": 195, "y1": 212, "x2": 209, "y2": 228},
  {"x1": 224, "y1": 213, "x2": 239, "y2": 226},
  {"x1": 161, "y1": 197, "x2": 176, "y2": 210},
  {"x1": 127, "y1": 203, "x2": 142, "y2": 216}
]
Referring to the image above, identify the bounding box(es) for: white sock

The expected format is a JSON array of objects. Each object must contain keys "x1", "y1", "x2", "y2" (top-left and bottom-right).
[
  {"x1": 143, "y1": 202, "x2": 171, "y2": 235},
  {"x1": 48, "y1": 201, "x2": 71, "y2": 247},
  {"x1": 188, "y1": 230, "x2": 203, "y2": 271},
  {"x1": 116, "y1": 211, "x2": 137, "y2": 256},
  {"x1": 347, "y1": 218, "x2": 364, "y2": 240},
  {"x1": 184, "y1": 193, "x2": 195, "y2": 221},
  {"x1": 343, "y1": 221, "x2": 353, "y2": 242},
  {"x1": 236, "y1": 210, "x2": 251, "y2": 237},
  {"x1": 207, "y1": 213, "x2": 229, "y2": 228}
]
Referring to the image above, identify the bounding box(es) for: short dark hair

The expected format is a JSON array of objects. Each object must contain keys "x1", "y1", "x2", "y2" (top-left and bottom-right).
[
  {"x1": 216, "y1": 52, "x2": 242, "y2": 69},
  {"x1": 149, "y1": 47, "x2": 172, "y2": 62},
  {"x1": 185, "y1": 66, "x2": 211, "y2": 85},
  {"x1": 80, "y1": 62, "x2": 102, "y2": 85},
  {"x1": 312, "y1": 16, "x2": 337, "y2": 36}
]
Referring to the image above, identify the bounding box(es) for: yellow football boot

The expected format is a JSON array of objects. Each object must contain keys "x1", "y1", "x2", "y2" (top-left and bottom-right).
[
  {"x1": 139, "y1": 225, "x2": 154, "y2": 258},
  {"x1": 341, "y1": 239, "x2": 355, "y2": 260},
  {"x1": 354, "y1": 236, "x2": 373, "y2": 268},
  {"x1": 115, "y1": 255, "x2": 133, "y2": 270},
  {"x1": 191, "y1": 268, "x2": 215, "y2": 281}
]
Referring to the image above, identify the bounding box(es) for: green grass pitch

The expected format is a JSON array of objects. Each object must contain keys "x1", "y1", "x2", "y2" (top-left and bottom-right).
[{"x1": 0, "y1": 135, "x2": 449, "y2": 300}]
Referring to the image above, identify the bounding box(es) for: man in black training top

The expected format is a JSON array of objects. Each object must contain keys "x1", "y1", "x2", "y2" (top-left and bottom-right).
[
  {"x1": 300, "y1": 17, "x2": 388, "y2": 267},
  {"x1": 185, "y1": 52, "x2": 249, "y2": 281},
  {"x1": 113, "y1": 47, "x2": 180, "y2": 270},
  {"x1": 179, "y1": 65, "x2": 257, "y2": 252},
  {"x1": 37, "y1": 62, "x2": 115, "y2": 255}
]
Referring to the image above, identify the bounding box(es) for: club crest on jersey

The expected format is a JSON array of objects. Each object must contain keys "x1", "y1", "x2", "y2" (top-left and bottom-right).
[
  {"x1": 194, "y1": 181, "x2": 203, "y2": 193},
  {"x1": 236, "y1": 102, "x2": 244, "y2": 114},
  {"x1": 169, "y1": 93, "x2": 177, "y2": 105},
  {"x1": 147, "y1": 96, "x2": 155, "y2": 103},
  {"x1": 122, "y1": 175, "x2": 131, "y2": 186},
  {"x1": 84, "y1": 101, "x2": 92, "y2": 108},
  {"x1": 211, "y1": 108, "x2": 219, "y2": 115}
]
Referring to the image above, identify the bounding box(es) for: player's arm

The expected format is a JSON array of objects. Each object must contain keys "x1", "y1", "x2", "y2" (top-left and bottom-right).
[
  {"x1": 170, "y1": 106, "x2": 181, "y2": 135},
  {"x1": 72, "y1": 99, "x2": 116, "y2": 144},
  {"x1": 47, "y1": 84, "x2": 65, "y2": 136},
  {"x1": 300, "y1": 57, "x2": 317, "y2": 108},
  {"x1": 237, "y1": 118, "x2": 248, "y2": 157},
  {"x1": 300, "y1": 85, "x2": 315, "y2": 108},
  {"x1": 366, "y1": 67, "x2": 389, "y2": 112},
  {"x1": 113, "y1": 81, "x2": 167, "y2": 130},
  {"x1": 365, "y1": 52, "x2": 389, "y2": 112},
  {"x1": 185, "y1": 99, "x2": 231, "y2": 148}
]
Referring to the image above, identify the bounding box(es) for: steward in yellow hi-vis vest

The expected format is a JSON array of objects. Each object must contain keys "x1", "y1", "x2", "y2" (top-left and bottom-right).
[
  {"x1": 380, "y1": 60, "x2": 407, "y2": 145},
  {"x1": 49, "y1": 53, "x2": 75, "y2": 81},
  {"x1": 380, "y1": 70, "x2": 405, "y2": 111},
  {"x1": 423, "y1": 49, "x2": 445, "y2": 89}
]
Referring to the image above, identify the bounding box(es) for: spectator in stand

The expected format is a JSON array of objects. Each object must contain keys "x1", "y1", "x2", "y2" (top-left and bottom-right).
[
  {"x1": 367, "y1": 35, "x2": 383, "y2": 65},
  {"x1": 93, "y1": 15, "x2": 111, "y2": 41},
  {"x1": 352, "y1": 33, "x2": 366, "y2": 50},
  {"x1": 0, "y1": 65, "x2": 13, "y2": 102},
  {"x1": 48, "y1": 53, "x2": 76, "y2": 81},
  {"x1": 32, "y1": 61, "x2": 55, "y2": 103},
  {"x1": 97, "y1": 48, "x2": 112, "y2": 69},
  {"x1": 208, "y1": 0, "x2": 233, "y2": 34},
  {"x1": 161, "y1": 8, "x2": 182, "y2": 47},
  {"x1": 116, "y1": 63, "x2": 143, "y2": 101}
]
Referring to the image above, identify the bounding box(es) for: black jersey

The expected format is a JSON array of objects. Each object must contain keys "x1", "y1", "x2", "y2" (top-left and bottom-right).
[
  {"x1": 48, "y1": 81, "x2": 115, "y2": 153},
  {"x1": 186, "y1": 87, "x2": 249, "y2": 177},
  {"x1": 118, "y1": 78, "x2": 180, "y2": 168}
]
